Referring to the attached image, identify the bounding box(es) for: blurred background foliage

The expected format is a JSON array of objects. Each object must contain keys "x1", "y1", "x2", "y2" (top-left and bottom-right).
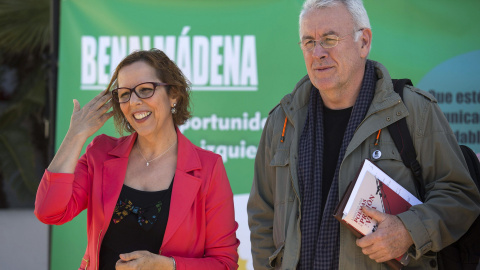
[{"x1": 0, "y1": 0, "x2": 51, "y2": 208}]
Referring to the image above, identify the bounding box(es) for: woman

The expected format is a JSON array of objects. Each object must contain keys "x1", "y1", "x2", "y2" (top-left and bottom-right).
[{"x1": 35, "y1": 49, "x2": 239, "y2": 270}]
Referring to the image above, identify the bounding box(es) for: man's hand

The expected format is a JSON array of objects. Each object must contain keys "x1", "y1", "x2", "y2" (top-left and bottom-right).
[{"x1": 356, "y1": 207, "x2": 413, "y2": 263}]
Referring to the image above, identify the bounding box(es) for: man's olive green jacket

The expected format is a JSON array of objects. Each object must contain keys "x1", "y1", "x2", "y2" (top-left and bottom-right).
[{"x1": 247, "y1": 61, "x2": 480, "y2": 269}]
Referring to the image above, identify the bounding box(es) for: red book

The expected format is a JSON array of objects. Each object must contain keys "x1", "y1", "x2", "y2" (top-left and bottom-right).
[{"x1": 334, "y1": 159, "x2": 422, "y2": 270}]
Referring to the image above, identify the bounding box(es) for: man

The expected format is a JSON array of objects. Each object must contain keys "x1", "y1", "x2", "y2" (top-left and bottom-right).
[{"x1": 247, "y1": 0, "x2": 480, "y2": 269}]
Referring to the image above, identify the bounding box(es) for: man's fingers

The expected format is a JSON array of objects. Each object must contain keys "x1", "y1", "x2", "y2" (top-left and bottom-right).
[
  {"x1": 361, "y1": 206, "x2": 386, "y2": 222},
  {"x1": 368, "y1": 250, "x2": 389, "y2": 263},
  {"x1": 357, "y1": 239, "x2": 391, "y2": 263},
  {"x1": 356, "y1": 235, "x2": 374, "y2": 248},
  {"x1": 360, "y1": 243, "x2": 375, "y2": 255}
]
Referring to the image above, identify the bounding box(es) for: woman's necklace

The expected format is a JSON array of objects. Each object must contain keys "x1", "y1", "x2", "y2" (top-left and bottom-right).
[{"x1": 137, "y1": 140, "x2": 177, "y2": 166}]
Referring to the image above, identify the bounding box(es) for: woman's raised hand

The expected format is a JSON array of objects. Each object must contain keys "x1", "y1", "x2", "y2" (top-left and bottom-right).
[
  {"x1": 69, "y1": 90, "x2": 114, "y2": 140},
  {"x1": 47, "y1": 90, "x2": 115, "y2": 174}
]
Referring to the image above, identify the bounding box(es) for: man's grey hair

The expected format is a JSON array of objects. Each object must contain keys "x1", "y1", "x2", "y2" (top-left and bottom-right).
[{"x1": 299, "y1": 0, "x2": 371, "y2": 41}]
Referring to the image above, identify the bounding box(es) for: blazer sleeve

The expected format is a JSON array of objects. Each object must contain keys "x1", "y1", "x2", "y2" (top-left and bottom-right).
[
  {"x1": 173, "y1": 156, "x2": 240, "y2": 270},
  {"x1": 34, "y1": 138, "x2": 94, "y2": 225}
]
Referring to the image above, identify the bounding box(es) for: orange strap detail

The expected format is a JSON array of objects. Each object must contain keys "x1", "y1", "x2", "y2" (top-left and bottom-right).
[
  {"x1": 281, "y1": 117, "x2": 288, "y2": 143},
  {"x1": 374, "y1": 129, "x2": 382, "y2": 146}
]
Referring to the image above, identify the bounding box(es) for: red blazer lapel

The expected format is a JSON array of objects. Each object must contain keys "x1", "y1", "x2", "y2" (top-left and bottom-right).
[
  {"x1": 162, "y1": 128, "x2": 203, "y2": 247},
  {"x1": 101, "y1": 133, "x2": 137, "y2": 231}
]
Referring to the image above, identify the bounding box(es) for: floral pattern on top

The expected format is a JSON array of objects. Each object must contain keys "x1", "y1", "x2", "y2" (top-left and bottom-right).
[{"x1": 112, "y1": 198, "x2": 162, "y2": 231}]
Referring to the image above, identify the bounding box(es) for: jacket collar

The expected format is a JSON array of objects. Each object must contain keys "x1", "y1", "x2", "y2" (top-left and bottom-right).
[
  {"x1": 107, "y1": 132, "x2": 137, "y2": 158},
  {"x1": 101, "y1": 128, "x2": 203, "y2": 242},
  {"x1": 279, "y1": 74, "x2": 311, "y2": 127},
  {"x1": 175, "y1": 126, "x2": 202, "y2": 173},
  {"x1": 162, "y1": 127, "x2": 203, "y2": 249},
  {"x1": 365, "y1": 60, "x2": 405, "y2": 118},
  {"x1": 106, "y1": 127, "x2": 202, "y2": 173},
  {"x1": 345, "y1": 61, "x2": 409, "y2": 157},
  {"x1": 102, "y1": 134, "x2": 135, "y2": 234}
]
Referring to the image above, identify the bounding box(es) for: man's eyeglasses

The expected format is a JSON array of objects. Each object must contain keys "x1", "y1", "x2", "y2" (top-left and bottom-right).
[
  {"x1": 111, "y1": 82, "x2": 169, "y2": 103},
  {"x1": 298, "y1": 29, "x2": 364, "y2": 51}
]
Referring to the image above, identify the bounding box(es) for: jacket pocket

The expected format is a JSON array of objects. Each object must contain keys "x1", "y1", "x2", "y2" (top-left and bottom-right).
[
  {"x1": 268, "y1": 242, "x2": 285, "y2": 268},
  {"x1": 270, "y1": 148, "x2": 290, "y2": 167},
  {"x1": 270, "y1": 148, "x2": 293, "y2": 247}
]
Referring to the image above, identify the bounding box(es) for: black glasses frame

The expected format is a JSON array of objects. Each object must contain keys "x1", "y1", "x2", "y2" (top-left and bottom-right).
[{"x1": 111, "y1": 82, "x2": 169, "y2": 103}]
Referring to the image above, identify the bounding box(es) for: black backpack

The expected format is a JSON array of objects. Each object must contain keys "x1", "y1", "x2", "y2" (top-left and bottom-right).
[{"x1": 389, "y1": 79, "x2": 480, "y2": 270}]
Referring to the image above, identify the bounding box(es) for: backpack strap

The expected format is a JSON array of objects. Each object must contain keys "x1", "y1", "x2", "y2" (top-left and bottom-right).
[{"x1": 388, "y1": 79, "x2": 426, "y2": 201}]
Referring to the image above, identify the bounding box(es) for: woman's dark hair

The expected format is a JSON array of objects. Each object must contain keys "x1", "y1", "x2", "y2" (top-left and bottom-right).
[{"x1": 107, "y1": 49, "x2": 191, "y2": 135}]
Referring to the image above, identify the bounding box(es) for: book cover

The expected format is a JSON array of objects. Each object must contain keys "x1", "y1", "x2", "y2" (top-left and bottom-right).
[{"x1": 334, "y1": 159, "x2": 422, "y2": 269}]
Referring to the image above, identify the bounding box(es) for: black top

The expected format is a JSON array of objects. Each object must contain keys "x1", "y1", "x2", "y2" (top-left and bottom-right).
[
  {"x1": 322, "y1": 106, "x2": 353, "y2": 211},
  {"x1": 99, "y1": 179, "x2": 173, "y2": 270}
]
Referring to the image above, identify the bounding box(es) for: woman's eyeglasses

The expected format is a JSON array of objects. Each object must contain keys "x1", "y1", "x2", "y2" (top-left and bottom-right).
[{"x1": 111, "y1": 82, "x2": 169, "y2": 103}]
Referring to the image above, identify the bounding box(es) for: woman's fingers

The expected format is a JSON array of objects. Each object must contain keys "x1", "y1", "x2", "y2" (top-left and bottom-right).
[
  {"x1": 102, "y1": 87, "x2": 110, "y2": 95},
  {"x1": 98, "y1": 99, "x2": 114, "y2": 123},
  {"x1": 89, "y1": 91, "x2": 112, "y2": 111},
  {"x1": 69, "y1": 92, "x2": 115, "y2": 137},
  {"x1": 79, "y1": 91, "x2": 112, "y2": 116},
  {"x1": 97, "y1": 98, "x2": 113, "y2": 114},
  {"x1": 73, "y1": 99, "x2": 81, "y2": 113},
  {"x1": 101, "y1": 110, "x2": 115, "y2": 123}
]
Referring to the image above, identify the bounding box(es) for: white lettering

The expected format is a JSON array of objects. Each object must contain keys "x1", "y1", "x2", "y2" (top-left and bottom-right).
[
  {"x1": 231, "y1": 117, "x2": 242, "y2": 130},
  {"x1": 179, "y1": 112, "x2": 267, "y2": 133},
  {"x1": 177, "y1": 26, "x2": 192, "y2": 80},
  {"x1": 111, "y1": 36, "x2": 127, "y2": 76},
  {"x1": 219, "y1": 118, "x2": 229, "y2": 131},
  {"x1": 240, "y1": 36, "x2": 258, "y2": 86},
  {"x1": 154, "y1": 36, "x2": 176, "y2": 61},
  {"x1": 190, "y1": 117, "x2": 202, "y2": 130},
  {"x1": 249, "y1": 112, "x2": 261, "y2": 130},
  {"x1": 142, "y1": 36, "x2": 151, "y2": 50},
  {"x1": 97, "y1": 36, "x2": 111, "y2": 85},
  {"x1": 224, "y1": 36, "x2": 241, "y2": 86},
  {"x1": 81, "y1": 36, "x2": 97, "y2": 85},
  {"x1": 210, "y1": 36, "x2": 223, "y2": 86},
  {"x1": 198, "y1": 139, "x2": 258, "y2": 162},
  {"x1": 240, "y1": 140, "x2": 246, "y2": 158},
  {"x1": 80, "y1": 28, "x2": 259, "y2": 91},
  {"x1": 128, "y1": 36, "x2": 141, "y2": 53},
  {"x1": 193, "y1": 36, "x2": 209, "y2": 85}
]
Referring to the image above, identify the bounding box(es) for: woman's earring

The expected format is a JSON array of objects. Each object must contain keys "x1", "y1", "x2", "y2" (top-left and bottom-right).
[{"x1": 171, "y1": 103, "x2": 177, "y2": 114}]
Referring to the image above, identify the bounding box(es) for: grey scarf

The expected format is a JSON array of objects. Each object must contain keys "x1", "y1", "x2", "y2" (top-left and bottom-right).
[{"x1": 298, "y1": 60, "x2": 376, "y2": 269}]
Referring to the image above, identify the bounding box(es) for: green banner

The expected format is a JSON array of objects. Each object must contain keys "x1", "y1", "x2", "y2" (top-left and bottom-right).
[{"x1": 53, "y1": 0, "x2": 480, "y2": 269}]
